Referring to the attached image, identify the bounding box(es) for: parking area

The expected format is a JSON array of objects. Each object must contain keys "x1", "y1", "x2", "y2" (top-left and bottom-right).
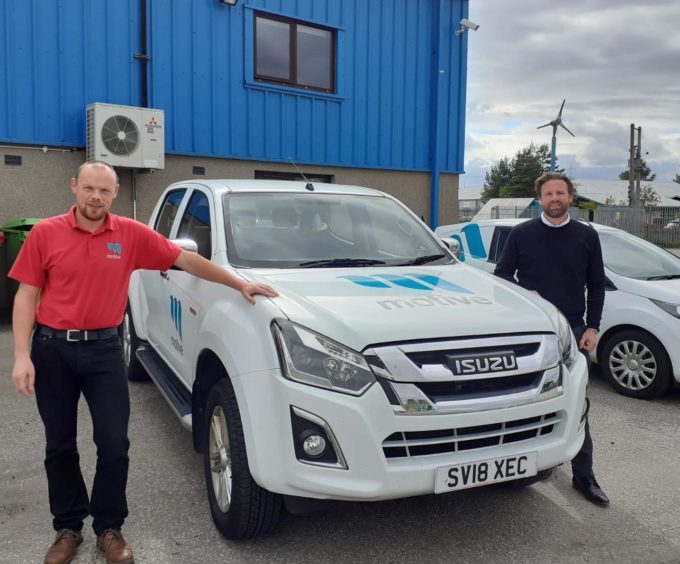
[{"x1": 1, "y1": 319, "x2": 680, "y2": 564}]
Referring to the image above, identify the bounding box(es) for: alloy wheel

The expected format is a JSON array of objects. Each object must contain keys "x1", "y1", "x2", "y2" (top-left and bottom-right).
[{"x1": 209, "y1": 406, "x2": 233, "y2": 512}]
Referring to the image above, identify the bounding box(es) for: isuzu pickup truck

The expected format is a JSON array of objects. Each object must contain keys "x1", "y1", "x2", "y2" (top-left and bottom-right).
[{"x1": 125, "y1": 180, "x2": 588, "y2": 539}]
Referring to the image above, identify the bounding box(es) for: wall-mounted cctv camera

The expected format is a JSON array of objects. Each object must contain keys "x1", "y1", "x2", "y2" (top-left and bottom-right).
[{"x1": 455, "y1": 18, "x2": 480, "y2": 35}]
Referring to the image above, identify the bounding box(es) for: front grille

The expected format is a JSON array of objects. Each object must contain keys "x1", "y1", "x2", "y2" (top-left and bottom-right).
[
  {"x1": 364, "y1": 334, "x2": 561, "y2": 415},
  {"x1": 382, "y1": 412, "x2": 559, "y2": 459},
  {"x1": 413, "y1": 371, "x2": 543, "y2": 402},
  {"x1": 406, "y1": 342, "x2": 540, "y2": 369}
]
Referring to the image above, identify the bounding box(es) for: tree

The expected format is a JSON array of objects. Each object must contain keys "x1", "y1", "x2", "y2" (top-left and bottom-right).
[
  {"x1": 673, "y1": 173, "x2": 680, "y2": 184},
  {"x1": 604, "y1": 196, "x2": 627, "y2": 206},
  {"x1": 638, "y1": 184, "x2": 660, "y2": 206},
  {"x1": 481, "y1": 143, "x2": 559, "y2": 203},
  {"x1": 619, "y1": 159, "x2": 655, "y2": 181}
]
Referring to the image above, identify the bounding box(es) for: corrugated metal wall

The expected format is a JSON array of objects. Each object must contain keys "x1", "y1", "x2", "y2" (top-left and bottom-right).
[
  {"x1": 0, "y1": 0, "x2": 468, "y2": 173},
  {"x1": 0, "y1": 0, "x2": 141, "y2": 146}
]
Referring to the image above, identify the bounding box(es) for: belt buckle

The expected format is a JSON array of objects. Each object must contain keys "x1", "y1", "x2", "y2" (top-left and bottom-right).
[{"x1": 66, "y1": 330, "x2": 87, "y2": 342}]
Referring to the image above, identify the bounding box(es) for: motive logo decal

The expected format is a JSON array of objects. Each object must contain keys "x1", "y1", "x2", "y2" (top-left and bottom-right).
[
  {"x1": 339, "y1": 273, "x2": 493, "y2": 310},
  {"x1": 106, "y1": 242, "x2": 122, "y2": 259},
  {"x1": 170, "y1": 295, "x2": 184, "y2": 355},
  {"x1": 340, "y1": 273, "x2": 473, "y2": 294},
  {"x1": 446, "y1": 223, "x2": 487, "y2": 262}
]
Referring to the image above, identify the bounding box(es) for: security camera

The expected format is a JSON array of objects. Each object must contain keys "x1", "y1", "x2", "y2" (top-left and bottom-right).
[
  {"x1": 455, "y1": 18, "x2": 480, "y2": 35},
  {"x1": 460, "y1": 19, "x2": 480, "y2": 31}
]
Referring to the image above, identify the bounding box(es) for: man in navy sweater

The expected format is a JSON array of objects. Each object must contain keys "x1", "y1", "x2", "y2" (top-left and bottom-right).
[{"x1": 494, "y1": 172, "x2": 609, "y2": 506}]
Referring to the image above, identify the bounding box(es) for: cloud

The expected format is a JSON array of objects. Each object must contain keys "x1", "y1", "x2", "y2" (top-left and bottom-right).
[{"x1": 463, "y1": 0, "x2": 680, "y2": 185}]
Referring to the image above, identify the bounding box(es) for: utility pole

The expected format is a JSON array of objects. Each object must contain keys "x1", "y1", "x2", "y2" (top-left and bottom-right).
[{"x1": 628, "y1": 123, "x2": 642, "y2": 206}]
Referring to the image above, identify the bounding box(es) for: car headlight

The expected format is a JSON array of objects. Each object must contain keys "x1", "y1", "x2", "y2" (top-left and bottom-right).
[
  {"x1": 557, "y1": 313, "x2": 578, "y2": 370},
  {"x1": 650, "y1": 298, "x2": 680, "y2": 319},
  {"x1": 271, "y1": 320, "x2": 375, "y2": 396}
]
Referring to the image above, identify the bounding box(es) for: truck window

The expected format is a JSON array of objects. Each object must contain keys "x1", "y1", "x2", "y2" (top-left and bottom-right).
[
  {"x1": 488, "y1": 227, "x2": 512, "y2": 263},
  {"x1": 177, "y1": 191, "x2": 212, "y2": 260},
  {"x1": 154, "y1": 190, "x2": 186, "y2": 237}
]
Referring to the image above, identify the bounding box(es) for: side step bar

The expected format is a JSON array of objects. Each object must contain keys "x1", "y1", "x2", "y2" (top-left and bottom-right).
[{"x1": 136, "y1": 345, "x2": 193, "y2": 430}]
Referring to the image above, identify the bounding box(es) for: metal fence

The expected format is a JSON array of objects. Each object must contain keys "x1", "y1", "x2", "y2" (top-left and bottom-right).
[
  {"x1": 457, "y1": 201, "x2": 680, "y2": 248},
  {"x1": 592, "y1": 206, "x2": 680, "y2": 248}
]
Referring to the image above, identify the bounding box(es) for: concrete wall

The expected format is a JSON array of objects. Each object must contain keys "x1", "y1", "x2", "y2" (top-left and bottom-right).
[{"x1": 0, "y1": 147, "x2": 458, "y2": 313}]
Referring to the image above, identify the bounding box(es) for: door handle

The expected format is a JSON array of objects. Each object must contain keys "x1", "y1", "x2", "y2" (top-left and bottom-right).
[{"x1": 160, "y1": 271, "x2": 169, "y2": 280}]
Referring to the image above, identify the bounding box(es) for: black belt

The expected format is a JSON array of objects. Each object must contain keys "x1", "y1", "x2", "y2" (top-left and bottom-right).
[{"x1": 36, "y1": 325, "x2": 119, "y2": 342}]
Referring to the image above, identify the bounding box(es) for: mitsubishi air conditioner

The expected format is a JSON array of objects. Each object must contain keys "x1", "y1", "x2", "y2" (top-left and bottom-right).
[{"x1": 86, "y1": 103, "x2": 165, "y2": 169}]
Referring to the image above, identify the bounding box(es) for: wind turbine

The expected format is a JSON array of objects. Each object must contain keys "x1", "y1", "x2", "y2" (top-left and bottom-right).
[{"x1": 537, "y1": 99, "x2": 575, "y2": 172}]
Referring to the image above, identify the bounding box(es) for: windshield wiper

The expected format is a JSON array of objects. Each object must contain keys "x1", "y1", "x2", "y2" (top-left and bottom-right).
[
  {"x1": 646, "y1": 274, "x2": 680, "y2": 280},
  {"x1": 396, "y1": 253, "x2": 447, "y2": 266},
  {"x1": 298, "y1": 258, "x2": 387, "y2": 268}
]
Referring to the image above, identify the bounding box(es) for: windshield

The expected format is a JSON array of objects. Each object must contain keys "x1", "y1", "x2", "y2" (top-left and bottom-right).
[
  {"x1": 223, "y1": 192, "x2": 452, "y2": 268},
  {"x1": 599, "y1": 230, "x2": 680, "y2": 279}
]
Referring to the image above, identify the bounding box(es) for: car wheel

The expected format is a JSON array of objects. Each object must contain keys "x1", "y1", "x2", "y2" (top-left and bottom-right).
[
  {"x1": 600, "y1": 329, "x2": 671, "y2": 399},
  {"x1": 497, "y1": 468, "x2": 554, "y2": 488},
  {"x1": 122, "y1": 305, "x2": 149, "y2": 382},
  {"x1": 203, "y1": 379, "x2": 282, "y2": 540}
]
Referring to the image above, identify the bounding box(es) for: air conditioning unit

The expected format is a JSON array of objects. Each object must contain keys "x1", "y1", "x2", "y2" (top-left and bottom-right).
[{"x1": 86, "y1": 103, "x2": 165, "y2": 169}]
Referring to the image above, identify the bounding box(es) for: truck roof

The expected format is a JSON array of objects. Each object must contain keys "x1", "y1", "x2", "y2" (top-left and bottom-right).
[{"x1": 165, "y1": 179, "x2": 385, "y2": 197}]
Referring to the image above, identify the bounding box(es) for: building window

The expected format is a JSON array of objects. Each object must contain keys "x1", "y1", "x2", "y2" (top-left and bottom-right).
[
  {"x1": 254, "y1": 13, "x2": 335, "y2": 93},
  {"x1": 255, "y1": 170, "x2": 333, "y2": 183}
]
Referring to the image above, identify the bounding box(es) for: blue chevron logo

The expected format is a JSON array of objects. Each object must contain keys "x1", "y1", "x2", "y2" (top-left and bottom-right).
[
  {"x1": 340, "y1": 273, "x2": 472, "y2": 294},
  {"x1": 170, "y1": 295, "x2": 182, "y2": 340}
]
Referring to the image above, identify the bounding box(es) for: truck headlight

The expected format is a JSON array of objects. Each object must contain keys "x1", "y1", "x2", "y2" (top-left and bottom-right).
[
  {"x1": 557, "y1": 313, "x2": 578, "y2": 370},
  {"x1": 650, "y1": 298, "x2": 680, "y2": 319},
  {"x1": 272, "y1": 320, "x2": 375, "y2": 396}
]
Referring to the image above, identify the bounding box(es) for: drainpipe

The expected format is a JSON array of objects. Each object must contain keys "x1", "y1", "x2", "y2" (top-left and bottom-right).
[
  {"x1": 428, "y1": 0, "x2": 444, "y2": 229},
  {"x1": 133, "y1": 0, "x2": 150, "y2": 107}
]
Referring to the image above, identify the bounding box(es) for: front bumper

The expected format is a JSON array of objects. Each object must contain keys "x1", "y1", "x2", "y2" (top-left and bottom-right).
[{"x1": 232, "y1": 352, "x2": 588, "y2": 501}]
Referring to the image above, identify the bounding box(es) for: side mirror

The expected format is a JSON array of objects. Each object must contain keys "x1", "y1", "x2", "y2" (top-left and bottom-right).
[
  {"x1": 171, "y1": 238, "x2": 199, "y2": 253},
  {"x1": 441, "y1": 238, "x2": 461, "y2": 259},
  {"x1": 169, "y1": 239, "x2": 199, "y2": 270}
]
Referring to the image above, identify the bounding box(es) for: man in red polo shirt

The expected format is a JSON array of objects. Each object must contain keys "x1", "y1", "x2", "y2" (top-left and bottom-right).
[{"x1": 9, "y1": 161, "x2": 277, "y2": 564}]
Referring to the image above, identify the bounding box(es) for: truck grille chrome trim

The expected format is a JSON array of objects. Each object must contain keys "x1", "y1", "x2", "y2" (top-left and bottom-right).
[
  {"x1": 382, "y1": 412, "x2": 560, "y2": 459},
  {"x1": 365, "y1": 334, "x2": 563, "y2": 414}
]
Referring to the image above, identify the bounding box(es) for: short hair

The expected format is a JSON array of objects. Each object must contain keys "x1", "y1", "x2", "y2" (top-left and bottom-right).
[
  {"x1": 535, "y1": 172, "x2": 574, "y2": 197},
  {"x1": 74, "y1": 160, "x2": 119, "y2": 185}
]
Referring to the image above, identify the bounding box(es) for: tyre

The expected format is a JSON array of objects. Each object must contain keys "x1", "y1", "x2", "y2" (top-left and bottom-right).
[
  {"x1": 498, "y1": 468, "x2": 554, "y2": 488},
  {"x1": 600, "y1": 329, "x2": 671, "y2": 399},
  {"x1": 122, "y1": 305, "x2": 149, "y2": 382},
  {"x1": 203, "y1": 379, "x2": 282, "y2": 540}
]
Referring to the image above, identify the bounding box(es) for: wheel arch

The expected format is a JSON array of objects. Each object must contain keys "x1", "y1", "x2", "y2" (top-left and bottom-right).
[{"x1": 192, "y1": 349, "x2": 230, "y2": 453}]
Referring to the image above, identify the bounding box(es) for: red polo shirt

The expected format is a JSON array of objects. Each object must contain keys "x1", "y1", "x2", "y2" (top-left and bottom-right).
[{"x1": 9, "y1": 206, "x2": 182, "y2": 330}]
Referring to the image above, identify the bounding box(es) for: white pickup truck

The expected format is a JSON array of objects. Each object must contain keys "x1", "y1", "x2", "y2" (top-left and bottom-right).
[{"x1": 125, "y1": 180, "x2": 588, "y2": 539}]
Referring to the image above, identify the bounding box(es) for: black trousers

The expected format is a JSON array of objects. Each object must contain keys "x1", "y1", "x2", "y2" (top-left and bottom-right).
[
  {"x1": 570, "y1": 324, "x2": 595, "y2": 481},
  {"x1": 31, "y1": 331, "x2": 130, "y2": 535}
]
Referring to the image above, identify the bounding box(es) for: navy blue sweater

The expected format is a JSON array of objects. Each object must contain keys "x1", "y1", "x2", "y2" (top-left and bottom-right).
[{"x1": 494, "y1": 218, "x2": 605, "y2": 330}]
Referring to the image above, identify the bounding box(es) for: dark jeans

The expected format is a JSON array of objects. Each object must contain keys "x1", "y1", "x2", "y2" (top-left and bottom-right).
[
  {"x1": 570, "y1": 324, "x2": 595, "y2": 481},
  {"x1": 31, "y1": 330, "x2": 130, "y2": 535}
]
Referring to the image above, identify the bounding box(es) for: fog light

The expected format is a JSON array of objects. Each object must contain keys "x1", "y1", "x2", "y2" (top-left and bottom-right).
[{"x1": 303, "y1": 434, "x2": 327, "y2": 457}]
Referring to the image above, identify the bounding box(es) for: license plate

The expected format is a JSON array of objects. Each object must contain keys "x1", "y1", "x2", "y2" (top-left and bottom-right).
[{"x1": 434, "y1": 452, "x2": 537, "y2": 493}]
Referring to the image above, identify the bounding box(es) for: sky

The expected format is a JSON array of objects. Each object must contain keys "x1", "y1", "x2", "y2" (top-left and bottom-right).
[{"x1": 461, "y1": 0, "x2": 680, "y2": 189}]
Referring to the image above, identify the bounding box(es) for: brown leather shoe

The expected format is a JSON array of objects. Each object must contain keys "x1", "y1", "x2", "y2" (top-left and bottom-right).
[
  {"x1": 97, "y1": 529, "x2": 135, "y2": 564},
  {"x1": 44, "y1": 529, "x2": 83, "y2": 564}
]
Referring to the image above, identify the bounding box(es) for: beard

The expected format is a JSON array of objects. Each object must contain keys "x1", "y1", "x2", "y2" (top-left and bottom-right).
[
  {"x1": 79, "y1": 202, "x2": 107, "y2": 221},
  {"x1": 542, "y1": 202, "x2": 569, "y2": 219}
]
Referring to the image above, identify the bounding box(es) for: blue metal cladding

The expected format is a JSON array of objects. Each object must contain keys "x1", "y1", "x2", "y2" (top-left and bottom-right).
[
  {"x1": 0, "y1": 0, "x2": 140, "y2": 146},
  {"x1": 0, "y1": 0, "x2": 467, "y2": 173}
]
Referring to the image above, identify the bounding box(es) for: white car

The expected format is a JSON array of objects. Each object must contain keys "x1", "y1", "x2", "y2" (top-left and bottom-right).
[
  {"x1": 126, "y1": 180, "x2": 588, "y2": 539},
  {"x1": 436, "y1": 218, "x2": 680, "y2": 399}
]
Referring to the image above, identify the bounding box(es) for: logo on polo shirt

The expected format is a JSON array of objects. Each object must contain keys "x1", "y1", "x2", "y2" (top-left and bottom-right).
[{"x1": 106, "y1": 242, "x2": 122, "y2": 259}]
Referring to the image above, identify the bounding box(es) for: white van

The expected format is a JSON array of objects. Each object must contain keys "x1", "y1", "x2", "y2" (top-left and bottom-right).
[{"x1": 436, "y1": 219, "x2": 680, "y2": 399}]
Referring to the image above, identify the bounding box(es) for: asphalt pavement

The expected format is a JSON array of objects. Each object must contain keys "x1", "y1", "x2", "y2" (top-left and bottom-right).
[{"x1": 1, "y1": 319, "x2": 680, "y2": 564}]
